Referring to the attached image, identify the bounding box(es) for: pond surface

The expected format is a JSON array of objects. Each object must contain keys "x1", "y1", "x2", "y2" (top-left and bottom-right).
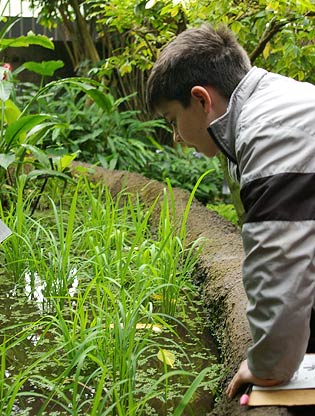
[{"x1": 0, "y1": 271, "x2": 221, "y2": 416}]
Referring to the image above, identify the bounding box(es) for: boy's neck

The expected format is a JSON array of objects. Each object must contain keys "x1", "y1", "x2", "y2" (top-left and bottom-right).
[{"x1": 205, "y1": 85, "x2": 229, "y2": 120}]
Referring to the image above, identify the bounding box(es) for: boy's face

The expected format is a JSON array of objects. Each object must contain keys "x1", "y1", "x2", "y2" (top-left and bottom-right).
[{"x1": 157, "y1": 90, "x2": 221, "y2": 157}]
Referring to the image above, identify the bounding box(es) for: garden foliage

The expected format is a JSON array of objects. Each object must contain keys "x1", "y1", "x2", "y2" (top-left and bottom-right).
[
  {"x1": 28, "y1": 0, "x2": 315, "y2": 109},
  {"x1": 24, "y1": 0, "x2": 315, "y2": 223},
  {"x1": 0, "y1": 174, "x2": 223, "y2": 415}
]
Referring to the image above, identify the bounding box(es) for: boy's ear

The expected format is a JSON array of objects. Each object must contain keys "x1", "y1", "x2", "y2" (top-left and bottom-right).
[{"x1": 191, "y1": 86, "x2": 212, "y2": 112}]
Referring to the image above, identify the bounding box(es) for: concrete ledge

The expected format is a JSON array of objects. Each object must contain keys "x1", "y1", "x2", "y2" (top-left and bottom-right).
[{"x1": 71, "y1": 163, "x2": 304, "y2": 416}]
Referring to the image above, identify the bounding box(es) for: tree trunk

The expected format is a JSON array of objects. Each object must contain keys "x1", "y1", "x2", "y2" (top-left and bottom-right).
[{"x1": 69, "y1": 0, "x2": 100, "y2": 63}]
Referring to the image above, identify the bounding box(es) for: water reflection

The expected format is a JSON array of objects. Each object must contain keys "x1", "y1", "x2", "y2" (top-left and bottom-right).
[
  {"x1": 25, "y1": 271, "x2": 45, "y2": 306},
  {"x1": 24, "y1": 268, "x2": 79, "y2": 312}
]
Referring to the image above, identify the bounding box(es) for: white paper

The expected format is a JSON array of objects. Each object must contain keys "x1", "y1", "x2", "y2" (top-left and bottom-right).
[
  {"x1": 0, "y1": 219, "x2": 12, "y2": 243},
  {"x1": 253, "y1": 354, "x2": 315, "y2": 391}
]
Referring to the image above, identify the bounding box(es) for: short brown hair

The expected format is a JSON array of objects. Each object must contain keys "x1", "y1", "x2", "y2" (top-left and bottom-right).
[{"x1": 146, "y1": 24, "x2": 251, "y2": 113}]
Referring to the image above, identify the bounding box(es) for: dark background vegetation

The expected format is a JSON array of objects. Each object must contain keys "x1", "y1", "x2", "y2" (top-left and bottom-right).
[{"x1": 2, "y1": 0, "x2": 315, "y2": 223}]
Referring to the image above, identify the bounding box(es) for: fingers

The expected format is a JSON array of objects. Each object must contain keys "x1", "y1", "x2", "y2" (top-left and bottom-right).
[
  {"x1": 226, "y1": 359, "x2": 285, "y2": 400},
  {"x1": 226, "y1": 371, "x2": 242, "y2": 398},
  {"x1": 226, "y1": 360, "x2": 252, "y2": 398}
]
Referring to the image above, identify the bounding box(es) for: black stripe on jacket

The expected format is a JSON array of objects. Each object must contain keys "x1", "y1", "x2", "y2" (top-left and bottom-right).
[{"x1": 241, "y1": 172, "x2": 315, "y2": 223}]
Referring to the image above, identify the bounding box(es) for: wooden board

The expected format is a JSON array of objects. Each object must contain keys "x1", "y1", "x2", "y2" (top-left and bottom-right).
[
  {"x1": 248, "y1": 389, "x2": 315, "y2": 406},
  {"x1": 248, "y1": 354, "x2": 315, "y2": 406}
]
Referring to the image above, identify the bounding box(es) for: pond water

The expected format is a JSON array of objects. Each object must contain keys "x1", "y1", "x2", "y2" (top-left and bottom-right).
[{"x1": 0, "y1": 270, "x2": 221, "y2": 416}]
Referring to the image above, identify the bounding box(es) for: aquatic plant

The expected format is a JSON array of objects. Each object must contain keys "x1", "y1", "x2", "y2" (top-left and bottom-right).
[{"x1": 0, "y1": 176, "x2": 223, "y2": 415}]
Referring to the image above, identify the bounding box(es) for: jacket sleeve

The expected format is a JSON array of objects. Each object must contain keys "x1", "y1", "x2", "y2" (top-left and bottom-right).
[
  {"x1": 241, "y1": 221, "x2": 314, "y2": 380},
  {"x1": 238, "y1": 122, "x2": 315, "y2": 380}
]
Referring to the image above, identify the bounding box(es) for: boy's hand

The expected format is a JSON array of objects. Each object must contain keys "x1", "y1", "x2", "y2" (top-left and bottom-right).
[{"x1": 226, "y1": 359, "x2": 283, "y2": 398}]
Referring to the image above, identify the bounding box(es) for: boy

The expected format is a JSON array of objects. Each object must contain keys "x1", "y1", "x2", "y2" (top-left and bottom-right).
[{"x1": 146, "y1": 24, "x2": 315, "y2": 398}]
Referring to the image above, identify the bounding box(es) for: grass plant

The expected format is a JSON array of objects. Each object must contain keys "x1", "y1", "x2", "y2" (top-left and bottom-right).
[{"x1": 0, "y1": 176, "x2": 223, "y2": 415}]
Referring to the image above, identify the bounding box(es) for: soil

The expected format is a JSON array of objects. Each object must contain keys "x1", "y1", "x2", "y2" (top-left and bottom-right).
[{"x1": 71, "y1": 162, "x2": 314, "y2": 416}]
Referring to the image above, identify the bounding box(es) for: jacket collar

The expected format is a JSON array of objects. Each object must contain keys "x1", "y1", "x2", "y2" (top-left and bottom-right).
[{"x1": 207, "y1": 67, "x2": 268, "y2": 164}]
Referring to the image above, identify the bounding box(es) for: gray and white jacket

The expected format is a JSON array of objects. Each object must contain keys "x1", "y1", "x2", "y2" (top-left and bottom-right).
[{"x1": 208, "y1": 67, "x2": 315, "y2": 380}]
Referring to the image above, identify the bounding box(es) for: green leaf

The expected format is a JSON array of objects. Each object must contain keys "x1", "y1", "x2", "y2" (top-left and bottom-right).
[
  {"x1": 23, "y1": 60, "x2": 64, "y2": 77},
  {"x1": 22, "y1": 144, "x2": 51, "y2": 169},
  {"x1": 0, "y1": 80, "x2": 13, "y2": 102},
  {"x1": 26, "y1": 120, "x2": 59, "y2": 144},
  {"x1": 54, "y1": 153, "x2": 78, "y2": 171},
  {"x1": 26, "y1": 169, "x2": 75, "y2": 183},
  {"x1": 0, "y1": 153, "x2": 15, "y2": 170},
  {"x1": 84, "y1": 89, "x2": 114, "y2": 112},
  {"x1": 263, "y1": 42, "x2": 271, "y2": 59},
  {"x1": 157, "y1": 349, "x2": 175, "y2": 367},
  {"x1": 4, "y1": 99, "x2": 21, "y2": 124},
  {"x1": 230, "y1": 21, "x2": 243, "y2": 34},
  {"x1": 25, "y1": 78, "x2": 114, "y2": 115},
  {"x1": 0, "y1": 34, "x2": 54, "y2": 51},
  {"x1": 55, "y1": 79, "x2": 113, "y2": 111},
  {"x1": 4, "y1": 115, "x2": 49, "y2": 150},
  {"x1": 173, "y1": 367, "x2": 219, "y2": 416}
]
